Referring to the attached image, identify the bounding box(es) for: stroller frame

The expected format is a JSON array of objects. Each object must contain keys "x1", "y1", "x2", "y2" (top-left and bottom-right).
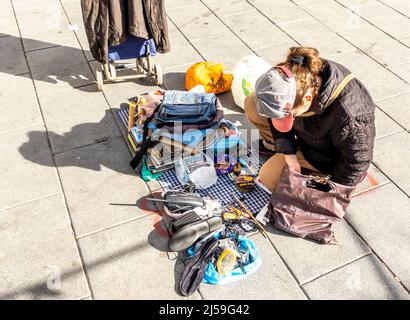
[{"x1": 95, "y1": 41, "x2": 162, "y2": 91}]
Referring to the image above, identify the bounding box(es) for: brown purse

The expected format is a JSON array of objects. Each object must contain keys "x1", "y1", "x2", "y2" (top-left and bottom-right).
[{"x1": 268, "y1": 166, "x2": 354, "y2": 244}]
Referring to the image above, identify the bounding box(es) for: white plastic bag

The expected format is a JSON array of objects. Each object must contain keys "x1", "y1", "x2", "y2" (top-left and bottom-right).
[
  {"x1": 231, "y1": 55, "x2": 272, "y2": 109},
  {"x1": 175, "y1": 153, "x2": 218, "y2": 189}
]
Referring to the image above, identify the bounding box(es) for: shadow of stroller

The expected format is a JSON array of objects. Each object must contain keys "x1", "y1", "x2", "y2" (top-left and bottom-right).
[
  {"x1": 18, "y1": 108, "x2": 135, "y2": 176},
  {"x1": 1, "y1": 35, "x2": 157, "y2": 92}
]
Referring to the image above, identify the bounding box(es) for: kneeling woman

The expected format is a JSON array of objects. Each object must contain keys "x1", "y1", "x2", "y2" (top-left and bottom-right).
[{"x1": 245, "y1": 47, "x2": 376, "y2": 191}]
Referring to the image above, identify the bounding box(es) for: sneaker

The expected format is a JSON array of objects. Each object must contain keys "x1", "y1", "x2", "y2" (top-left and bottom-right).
[{"x1": 258, "y1": 139, "x2": 276, "y2": 156}]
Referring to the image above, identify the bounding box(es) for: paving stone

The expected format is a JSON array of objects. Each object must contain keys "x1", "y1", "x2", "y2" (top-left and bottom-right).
[
  {"x1": 297, "y1": 0, "x2": 358, "y2": 34},
  {"x1": 380, "y1": 0, "x2": 410, "y2": 18},
  {"x1": 222, "y1": 10, "x2": 297, "y2": 51},
  {"x1": 200, "y1": 233, "x2": 307, "y2": 300},
  {"x1": 202, "y1": 0, "x2": 252, "y2": 17},
  {"x1": 35, "y1": 86, "x2": 121, "y2": 154},
  {"x1": 264, "y1": 220, "x2": 370, "y2": 284},
  {"x1": 0, "y1": 36, "x2": 29, "y2": 75},
  {"x1": 0, "y1": 73, "x2": 42, "y2": 134},
  {"x1": 374, "y1": 107, "x2": 404, "y2": 140},
  {"x1": 377, "y1": 92, "x2": 410, "y2": 131},
  {"x1": 373, "y1": 131, "x2": 410, "y2": 196},
  {"x1": 346, "y1": 183, "x2": 410, "y2": 290},
  {"x1": 60, "y1": 0, "x2": 95, "y2": 61},
  {"x1": 167, "y1": 3, "x2": 232, "y2": 43},
  {"x1": 352, "y1": 163, "x2": 390, "y2": 197},
  {"x1": 54, "y1": 137, "x2": 151, "y2": 236},
  {"x1": 0, "y1": 194, "x2": 90, "y2": 299},
  {"x1": 248, "y1": 0, "x2": 311, "y2": 24},
  {"x1": 330, "y1": 50, "x2": 410, "y2": 102},
  {"x1": 191, "y1": 34, "x2": 252, "y2": 69},
  {"x1": 303, "y1": 254, "x2": 409, "y2": 299},
  {"x1": 78, "y1": 215, "x2": 201, "y2": 299},
  {"x1": 163, "y1": 65, "x2": 190, "y2": 92},
  {"x1": 278, "y1": 18, "x2": 354, "y2": 57},
  {"x1": 0, "y1": 126, "x2": 61, "y2": 210},
  {"x1": 255, "y1": 43, "x2": 300, "y2": 67},
  {"x1": 12, "y1": 0, "x2": 80, "y2": 51},
  {"x1": 389, "y1": 62, "x2": 410, "y2": 83},
  {"x1": 0, "y1": 0, "x2": 20, "y2": 37},
  {"x1": 166, "y1": 0, "x2": 201, "y2": 9},
  {"x1": 154, "y1": 22, "x2": 203, "y2": 70},
  {"x1": 27, "y1": 45, "x2": 95, "y2": 91}
]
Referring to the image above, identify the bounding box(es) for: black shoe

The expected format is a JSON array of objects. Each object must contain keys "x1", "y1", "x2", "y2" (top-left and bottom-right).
[{"x1": 258, "y1": 139, "x2": 276, "y2": 156}]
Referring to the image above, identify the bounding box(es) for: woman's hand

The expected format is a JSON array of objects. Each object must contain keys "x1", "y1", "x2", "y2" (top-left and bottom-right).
[{"x1": 284, "y1": 154, "x2": 301, "y2": 173}]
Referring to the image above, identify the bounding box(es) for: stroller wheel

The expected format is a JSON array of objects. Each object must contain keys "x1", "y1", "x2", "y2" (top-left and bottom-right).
[
  {"x1": 154, "y1": 64, "x2": 163, "y2": 86},
  {"x1": 96, "y1": 69, "x2": 104, "y2": 91}
]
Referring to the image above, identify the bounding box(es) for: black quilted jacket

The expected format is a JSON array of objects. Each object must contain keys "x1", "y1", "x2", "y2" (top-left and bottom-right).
[{"x1": 272, "y1": 60, "x2": 376, "y2": 186}]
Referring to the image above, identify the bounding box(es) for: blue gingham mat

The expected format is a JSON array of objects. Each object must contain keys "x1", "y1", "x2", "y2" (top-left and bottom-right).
[{"x1": 118, "y1": 107, "x2": 271, "y2": 215}]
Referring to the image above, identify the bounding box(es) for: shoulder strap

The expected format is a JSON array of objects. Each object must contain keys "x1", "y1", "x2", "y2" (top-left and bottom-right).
[
  {"x1": 129, "y1": 104, "x2": 161, "y2": 170},
  {"x1": 299, "y1": 74, "x2": 355, "y2": 117}
]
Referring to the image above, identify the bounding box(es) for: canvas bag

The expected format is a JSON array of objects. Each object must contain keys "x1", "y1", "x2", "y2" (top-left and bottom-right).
[{"x1": 268, "y1": 166, "x2": 354, "y2": 244}]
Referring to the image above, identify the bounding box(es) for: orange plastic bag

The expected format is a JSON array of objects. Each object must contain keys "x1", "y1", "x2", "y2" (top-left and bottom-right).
[{"x1": 185, "y1": 62, "x2": 233, "y2": 94}]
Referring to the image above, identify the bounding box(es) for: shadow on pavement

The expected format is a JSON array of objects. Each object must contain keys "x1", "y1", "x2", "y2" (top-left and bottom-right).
[{"x1": 18, "y1": 109, "x2": 135, "y2": 175}]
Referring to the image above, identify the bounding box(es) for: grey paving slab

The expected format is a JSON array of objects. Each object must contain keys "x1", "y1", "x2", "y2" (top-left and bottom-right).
[
  {"x1": 0, "y1": 193, "x2": 89, "y2": 300},
  {"x1": 248, "y1": 0, "x2": 311, "y2": 24},
  {"x1": 0, "y1": 73, "x2": 42, "y2": 134},
  {"x1": 346, "y1": 183, "x2": 410, "y2": 291},
  {"x1": 374, "y1": 107, "x2": 404, "y2": 140},
  {"x1": 255, "y1": 43, "x2": 300, "y2": 68},
  {"x1": 377, "y1": 93, "x2": 410, "y2": 131},
  {"x1": 78, "y1": 215, "x2": 201, "y2": 299},
  {"x1": 0, "y1": 0, "x2": 20, "y2": 37},
  {"x1": 154, "y1": 21, "x2": 204, "y2": 71},
  {"x1": 380, "y1": 0, "x2": 410, "y2": 18},
  {"x1": 163, "y1": 65, "x2": 190, "y2": 92},
  {"x1": 200, "y1": 233, "x2": 307, "y2": 300},
  {"x1": 389, "y1": 62, "x2": 410, "y2": 83},
  {"x1": 27, "y1": 45, "x2": 95, "y2": 92},
  {"x1": 0, "y1": 126, "x2": 61, "y2": 210},
  {"x1": 373, "y1": 131, "x2": 410, "y2": 196},
  {"x1": 54, "y1": 137, "x2": 151, "y2": 236},
  {"x1": 352, "y1": 163, "x2": 390, "y2": 197},
  {"x1": 203, "y1": 0, "x2": 253, "y2": 17},
  {"x1": 191, "y1": 34, "x2": 252, "y2": 69},
  {"x1": 35, "y1": 86, "x2": 122, "y2": 154},
  {"x1": 277, "y1": 18, "x2": 354, "y2": 57},
  {"x1": 0, "y1": 35, "x2": 28, "y2": 75},
  {"x1": 303, "y1": 254, "x2": 409, "y2": 300},
  {"x1": 264, "y1": 219, "x2": 370, "y2": 284},
  {"x1": 12, "y1": 0, "x2": 80, "y2": 51},
  {"x1": 166, "y1": 0, "x2": 201, "y2": 9},
  {"x1": 299, "y1": 1, "x2": 410, "y2": 67},
  {"x1": 167, "y1": 2, "x2": 233, "y2": 43},
  {"x1": 60, "y1": 0, "x2": 95, "y2": 61},
  {"x1": 221, "y1": 10, "x2": 297, "y2": 51},
  {"x1": 330, "y1": 50, "x2": 410, "y2": 102},
  {"x1": 296, "y1": 0, "x2": 359, "y2": 34},
  {"x1": 343, "y1": 1, "x2": 410, "y2": 41}
]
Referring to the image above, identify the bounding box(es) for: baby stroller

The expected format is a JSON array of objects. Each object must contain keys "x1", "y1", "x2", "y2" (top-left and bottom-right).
[{"x1": 95, "y1": 36, "x2": 163, "y2": 91}]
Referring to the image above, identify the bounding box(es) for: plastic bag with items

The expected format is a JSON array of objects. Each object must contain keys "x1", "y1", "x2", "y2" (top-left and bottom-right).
[{"x1": 231, "y1": 55, "x2": 271, "y2": 108}]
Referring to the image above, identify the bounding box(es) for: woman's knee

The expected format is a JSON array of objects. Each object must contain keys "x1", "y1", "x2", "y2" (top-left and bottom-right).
[
  {"x1": 258, "y1": 154, "x2": 286, "y2": 192},
  {"x1": 244, "y1": 93, "x2": 257, "y2": 122}
]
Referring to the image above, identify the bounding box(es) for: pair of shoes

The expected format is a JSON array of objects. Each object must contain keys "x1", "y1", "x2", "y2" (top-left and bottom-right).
[
  {"x1": 168, "y1": 216, "x2": 222, "y2": 252},
  {"x1": 258, "y1": 139, "x2": 276, "y2": 156}
]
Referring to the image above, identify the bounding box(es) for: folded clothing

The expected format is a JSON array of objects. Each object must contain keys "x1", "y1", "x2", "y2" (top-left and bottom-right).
[{"x1": 155, "y1": 90, "x2": 217, "y2": 124}]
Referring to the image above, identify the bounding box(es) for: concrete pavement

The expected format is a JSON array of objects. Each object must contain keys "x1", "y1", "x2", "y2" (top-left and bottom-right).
[{"x1": 0, "y1": 0, "x2": 409, "y2": 299}]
